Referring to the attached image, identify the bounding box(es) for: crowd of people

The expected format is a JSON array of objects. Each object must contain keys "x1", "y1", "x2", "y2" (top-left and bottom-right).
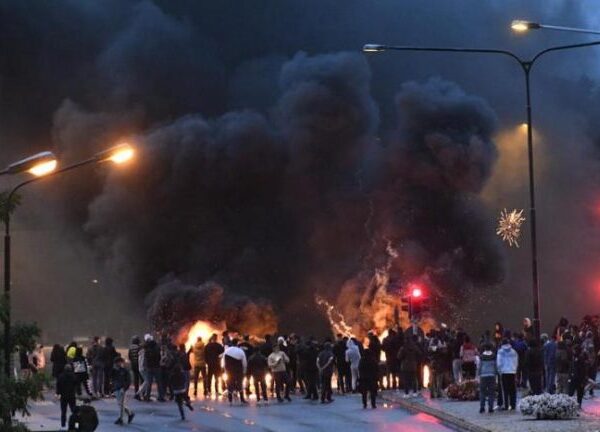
[{"x1": 21, "y1": 314, "x2": 600, "y2": 428}]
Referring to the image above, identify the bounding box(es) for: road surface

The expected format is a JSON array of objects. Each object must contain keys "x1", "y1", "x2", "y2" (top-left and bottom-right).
[{"x1": 22, "y1": 391, "x2": 453, "y2": 432}]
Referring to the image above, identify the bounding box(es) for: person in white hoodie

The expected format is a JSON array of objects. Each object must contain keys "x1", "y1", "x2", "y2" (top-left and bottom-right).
[
  {"x1": 345, "y1": 338, "x2": 361, "y2": 392},
  {"x1": 223, "y1": 340, "x2": 248, "y2": 405},
  {"x1": 496, "y1": 338, "x2": 518, "y2": 411}
]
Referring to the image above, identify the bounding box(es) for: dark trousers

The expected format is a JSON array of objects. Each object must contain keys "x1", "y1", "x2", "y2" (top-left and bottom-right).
[
  {"x1": 361, "y1": 384, "x2": 377, "y2": 408},
  {"x1": 305, "y1": 370, "x2": 319, "y2": 399},
  {"x1": 336, "y1": 365, "x2": 348, "y2": 393},
  {"x1": 60, "y1": 396, "x2": 76, "y2": 427},
  {"x1": 206, "y1": 364, "x2": 221, "y2": 394},
  {"x1": 569, "y1": 380, "x2": 585, "y2": 406},
  {"x1": 193, "y1": 365, "x2": 207, "y2": 395},
  {"x1": 500, "y1": 373, "x2": 516, "y2": 409},
  {"x1": 144, "y1": 368, "x2": 160, "y2": 399},
  {"x1": 402, "y1": 370, "x2": 417, "y2": 394},
  {"x1": 227, "y1": 371, "x2": 245, "y2": 403},
  {"x1": 496, "y1": 373, "x2": 504, "y2": 406},
  {"x1": 75, "y1": 373, "x2": 92, "y2": 396},
  {"x1": 131, "y1": 364, "x2": 142, "y2": 393},
  {"x1": 320, "y1": 371, "x2": 333, "y2": 402},
  {"x1": 274, "y1": 371, "x2": 290, "y2": 400},
  {"x1": 252, "y1": 375, "x2": 268, "y2": 401},
  {"x1": 479, "y1": 376, "x2": 495, "y2": 411},
  {"x1": 103, "y1": 366, "x2": 112, "y2": 394},
  {"x1": 529, "y1": 372, "x2": 543, "y2": 395}
]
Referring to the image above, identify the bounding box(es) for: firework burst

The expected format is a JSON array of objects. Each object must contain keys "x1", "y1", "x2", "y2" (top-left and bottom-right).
[{"x1": 496, "y1": 208, "x2": 526, "y2": 247}]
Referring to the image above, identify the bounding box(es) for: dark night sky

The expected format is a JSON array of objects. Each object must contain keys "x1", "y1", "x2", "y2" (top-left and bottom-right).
[{"x1": 2, "y1": 1, "x2": 600, "y2": 341}]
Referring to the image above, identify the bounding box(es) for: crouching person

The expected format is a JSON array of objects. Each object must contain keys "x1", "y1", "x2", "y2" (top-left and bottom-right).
[
  {"x1": 112, "y1": 357, "x2": 135, "y2": 425},
  {"x1": 478, "y1": 343, "x2": 497, "y2": 414}
]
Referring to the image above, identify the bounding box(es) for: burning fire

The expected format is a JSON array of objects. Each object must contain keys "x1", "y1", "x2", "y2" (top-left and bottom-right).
[
  {"x1": 423, "y1": 365, "x2": 430, "y2": 388},
  {"x1": 183, "y1": 320, "x2": 226, "y2": 350},
  {"x1": 315, "y1": 295, "x2": 353, "y2": 337}
]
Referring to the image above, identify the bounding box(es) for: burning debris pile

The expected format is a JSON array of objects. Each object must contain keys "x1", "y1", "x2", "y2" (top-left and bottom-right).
[{"x1": 146, "y1": 278, "x2": 277, "y2": 338}]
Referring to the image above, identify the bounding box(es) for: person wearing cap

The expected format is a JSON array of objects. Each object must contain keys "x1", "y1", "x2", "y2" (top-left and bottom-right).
[{"x1": 112, "y1": 356, "x2": 135, "y2": 425}]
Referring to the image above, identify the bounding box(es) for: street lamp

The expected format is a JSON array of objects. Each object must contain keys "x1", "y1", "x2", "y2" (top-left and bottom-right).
[
  {"x1": 2, "y1": 142, "x2": 134, "y2": 377},
  {"x1": 363, "y1": 39, "x2": 600, "y2": 340},
  {"x1": 0, "y1": 151, "x2": 58, "y2": 177},
  {"x1": 511, "y1": 20, "x2": 600, "y2": 35}
]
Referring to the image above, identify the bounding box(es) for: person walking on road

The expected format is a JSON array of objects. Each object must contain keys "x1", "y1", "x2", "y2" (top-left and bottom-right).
[
  {"x1": 112, "y1": 357, "x2": 135, "y2": 425},
  {"x1": 56, "y1": 363, "x2": 77, "y2": 429},
  {"x1": 170, "y1": 361, "x2": 194, "y2": 419}
]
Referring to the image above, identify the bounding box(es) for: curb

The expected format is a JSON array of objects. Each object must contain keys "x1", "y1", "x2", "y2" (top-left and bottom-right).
[{"x1": 381, "y1": 394, "x2": 491, "y2": 432}]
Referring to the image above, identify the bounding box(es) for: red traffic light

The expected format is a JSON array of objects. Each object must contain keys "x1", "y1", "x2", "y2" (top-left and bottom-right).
[{"x1": 411, "y1": 287, "x2": 423, "y2": 298}]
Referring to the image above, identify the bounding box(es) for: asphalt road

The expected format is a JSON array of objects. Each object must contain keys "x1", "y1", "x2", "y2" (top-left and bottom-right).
[{"x1": 22, "y1": 391, "x2": 453, "y2": 432}]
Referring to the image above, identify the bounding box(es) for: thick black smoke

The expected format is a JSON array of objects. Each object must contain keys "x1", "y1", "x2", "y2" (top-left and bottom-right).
[{"x1": 3, "y1": 1, "x2": 600, "y2": 339}]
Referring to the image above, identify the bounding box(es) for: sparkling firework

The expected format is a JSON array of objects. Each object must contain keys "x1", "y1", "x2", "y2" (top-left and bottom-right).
[{"x1": 496, "y1": 208, "x2": 525, "y2": 247}]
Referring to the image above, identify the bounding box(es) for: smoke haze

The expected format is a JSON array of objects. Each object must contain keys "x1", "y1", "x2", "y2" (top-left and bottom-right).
[{"x1": 2, "y1": 1, "x2": 600, "y2": 341}]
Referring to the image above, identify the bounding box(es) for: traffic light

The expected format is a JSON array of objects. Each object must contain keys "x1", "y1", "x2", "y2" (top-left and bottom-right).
[{"x1": 402, "y1": 283, "x2": 431, "y2": 319}]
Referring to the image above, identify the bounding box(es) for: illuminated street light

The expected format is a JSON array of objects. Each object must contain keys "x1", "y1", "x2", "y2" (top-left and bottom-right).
[
  {"x1": 511, "y1": 19, "x2": 600, "y2": 35},
  {"x1": 362, "y1": 44, "x2": 387, "y2": 53},
  {"x1": 2, "y1": 142, "x2": 135, "y2": 378},
  {"x1": 95, "y1": 143, "x2": 135, "y2": 164},
  {"x1": 0, "y1": 151, "x2": 57, "y2": 176}
]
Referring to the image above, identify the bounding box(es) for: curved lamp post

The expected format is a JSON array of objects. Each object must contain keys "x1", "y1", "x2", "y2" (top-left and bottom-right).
[
  {"x1": 363, "y1": 38, "x2": 600, "y2": 340},
  {"x1": 2, "y1": 143, "x2": 134, "y2": 377}
]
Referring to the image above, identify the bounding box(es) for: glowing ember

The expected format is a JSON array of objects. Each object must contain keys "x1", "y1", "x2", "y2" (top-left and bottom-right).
[
  {"x1": 423, "y1": 364, "x2": 430, "y2": 388},
  {"x1": 496, "y1": 208, "x2": 525, "y2": 247},
  {"x1": 183, "y1": 320, "x2": 226, "y2": 351}
]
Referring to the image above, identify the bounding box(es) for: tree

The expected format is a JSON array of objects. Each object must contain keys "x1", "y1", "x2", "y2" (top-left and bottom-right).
[{"x1": 0, "y1": 192, "x2": 45, "y2": 431}]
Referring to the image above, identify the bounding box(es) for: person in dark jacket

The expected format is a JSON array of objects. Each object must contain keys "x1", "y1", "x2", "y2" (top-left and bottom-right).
[
  {"x1": 143, "y1": 335, "x2": 161, "y2": 401},
  {"x1": 512, "y1": 333, "x2": 528, "y2": 388},
  {"x1": 51, "y1": 344, "x2": 67, "y2": 388},
  {"x1": 72, "y1": 347, "x2": 92, "y2": 397},
  {"x1": 382, "y1": 329, "x2": 401, "y2": 390},
  {"x1": 204, "y1": 334, "x2": 224, "y2": 396},
  {"x1": 555, "y1": 340, "x2": 572, "y2": 394},
  {"x1": 398, "y1": 337, "x2": 421, "y2": 397},
  {"x1": 333, "y1": 334, "x2": 349, "y2": 393},
  {"x1": 317, "y1": 342, "x2": 335, "y2": 403},
  {"x1": 56, "y1": 363, "x2": 77, "y2": 428},
  {"x1": 128, "y1": 336, "x2": 142, "y2": 394},
  {"x1": 86, "y1": 337, "x2": 104, "y2": 397},
  {"x1": 477, "y1": 343, "x2": 497, "y2": 414},
  {"x1": 248, "y1": 350, "x2": 269, "y2": 402},
  {"x1": 176, "y1": 344, "x2": 192, "y2": 399},
  {"x1": 103, "y1": 337, "x2": 118, "y2": 396},
  {"x1": 542, "y1": 333, "x2": 557, "y2": 393},
  {"x1": 524, "y1": 339, "x2": 544, "y2": 395},
  {"x1": 300, "y1": 339, "x2": 319, "y2": 400},
  {"x1": 170, "y1": 362, "x2": 194, "y2": 420},
  {"x1": 112, "y1": 357, "x2": 134, "y2": 425},
  {"x1": 358, "y1": 348, "x2": 379, "y2": 409},
  {"x1": 569, "y1": 345, "x2": 589, "y2": 407}
]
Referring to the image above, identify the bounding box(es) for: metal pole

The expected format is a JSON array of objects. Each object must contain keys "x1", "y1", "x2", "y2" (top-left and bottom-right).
[
  {"x1": 3, "y1": 213, "x2": 10, "y2": 378},
  {"x1": 523, "y1": 64, "x2": 541, "y2": 340}
]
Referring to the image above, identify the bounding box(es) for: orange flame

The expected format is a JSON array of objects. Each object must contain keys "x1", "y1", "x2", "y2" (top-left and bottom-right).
[{"x1": 183, "y1": 320, "x2": 226, "y2": 351}]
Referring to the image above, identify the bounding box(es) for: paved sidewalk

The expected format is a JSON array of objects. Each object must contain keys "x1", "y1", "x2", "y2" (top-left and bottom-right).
[{"x1": 382, "y1": 390, "x2": 600, "y2": 432}]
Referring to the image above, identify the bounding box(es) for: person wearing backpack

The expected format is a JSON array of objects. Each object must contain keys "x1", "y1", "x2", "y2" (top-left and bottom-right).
[
  {"x1": 73, "y1": 347, "x2": 93, "y2": 398},
  {"x1": 460, "y1": 336, "x2": 478, "y2": 380}
]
